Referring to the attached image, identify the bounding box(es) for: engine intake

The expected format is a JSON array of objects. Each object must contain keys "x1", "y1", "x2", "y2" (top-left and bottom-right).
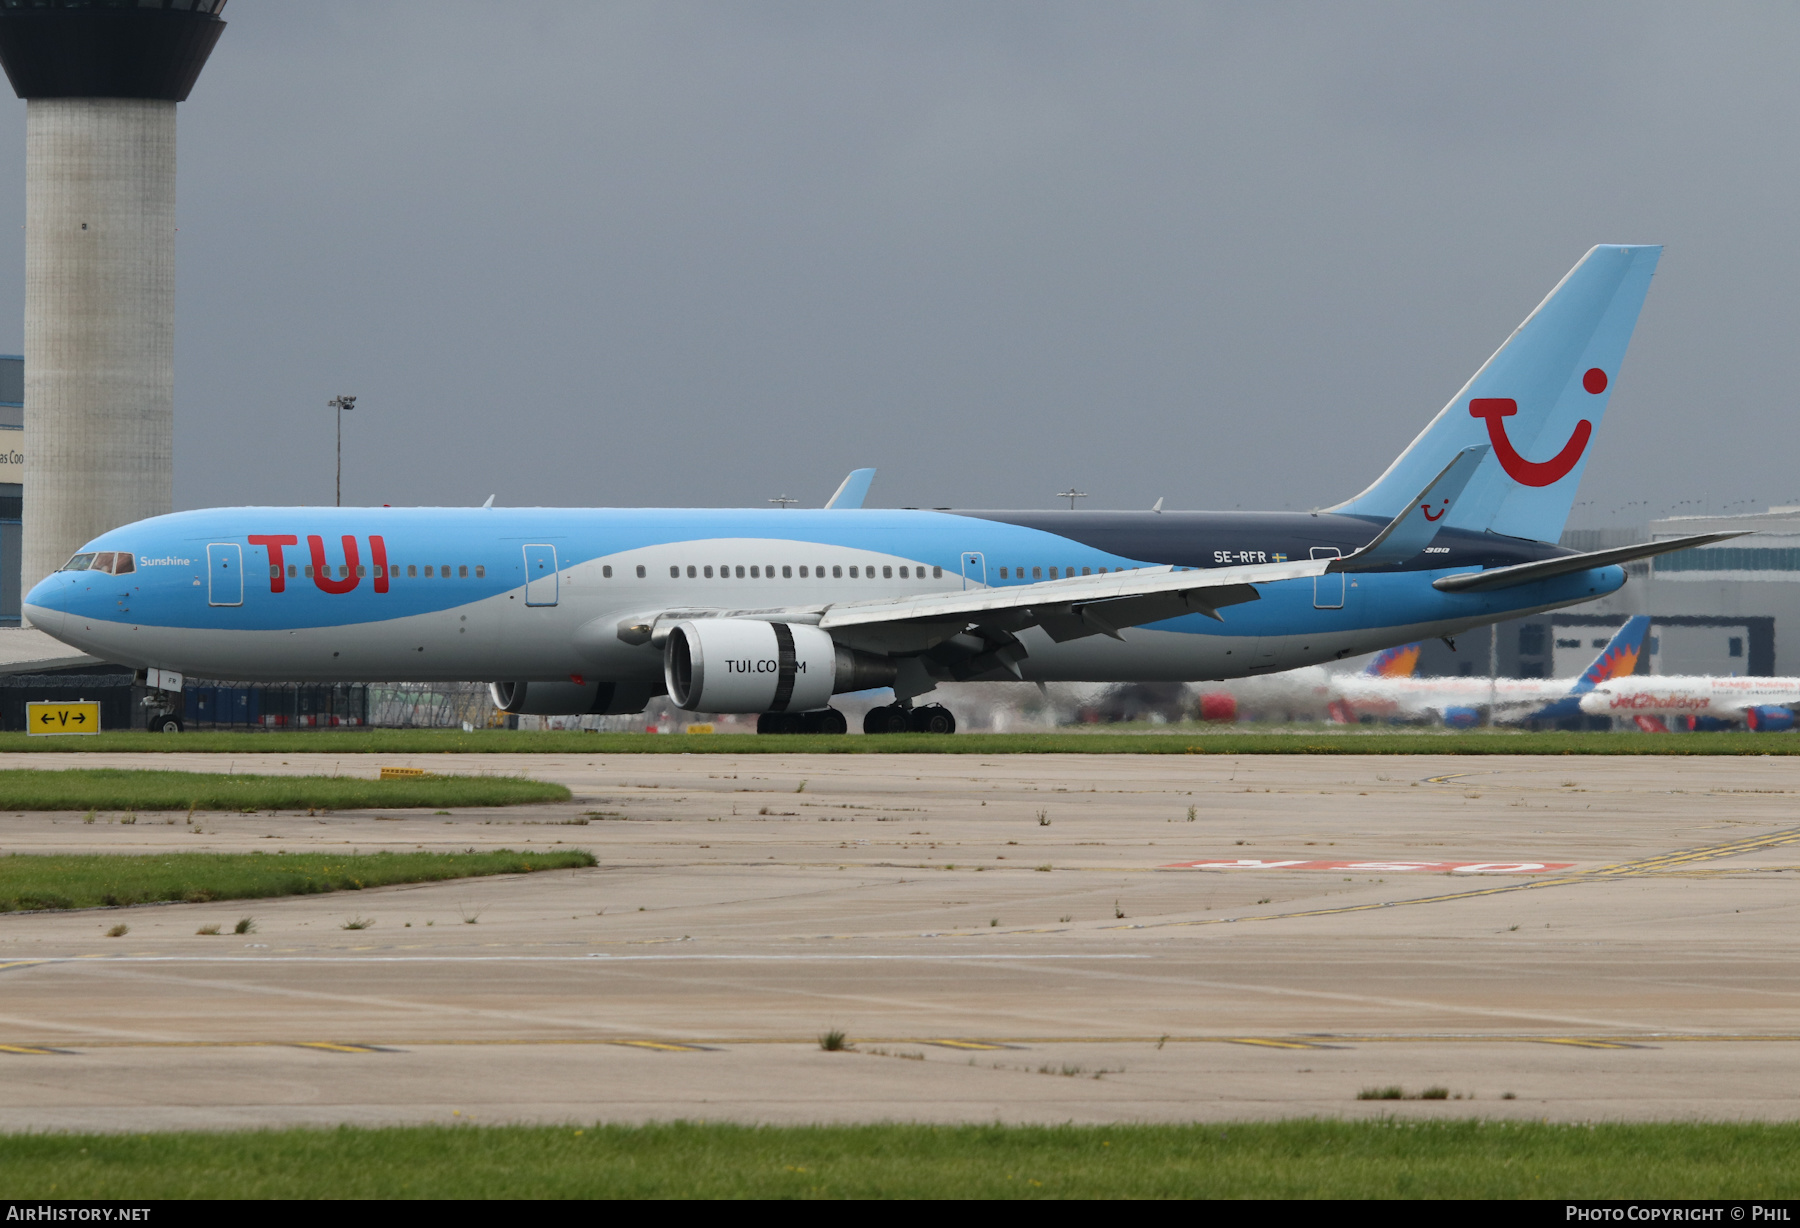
[{"x1": 663, "y1": 619, "x2": 894, "y2": 713}]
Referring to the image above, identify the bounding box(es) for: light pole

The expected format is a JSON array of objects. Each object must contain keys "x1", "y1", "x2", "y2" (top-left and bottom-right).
[{"x1": 328, "y1": 395, "x2": 356, "y2": 506}]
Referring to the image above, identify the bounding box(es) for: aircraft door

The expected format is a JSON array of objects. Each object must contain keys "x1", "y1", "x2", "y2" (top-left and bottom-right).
[
  {"x1": 207, "y1": 543, "x2": 243, "y2": 607},
  {"x1": 961, "y1": 552, "x2": 986, "y2": 590},
  {"x1": 1311, "y1": 547, "x2": 1344, "y2": 609},
  {"x1": 523, "y1": 544, "x2": 559, "y2": 606}
]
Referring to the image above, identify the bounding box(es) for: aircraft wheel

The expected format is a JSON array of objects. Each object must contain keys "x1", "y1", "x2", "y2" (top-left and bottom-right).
[
  {"x1": 863, "y1": 704, "x2": 911, "y2": 735},
  {"x1": 150, "y1": 712, "x2": 183, "y2": 734},
  {"x1": 804, "y1": 708, "x2": 848, "y2": 735},
  {"x1": 908, "y1": 704, "x2": 955, "y2": 735}
]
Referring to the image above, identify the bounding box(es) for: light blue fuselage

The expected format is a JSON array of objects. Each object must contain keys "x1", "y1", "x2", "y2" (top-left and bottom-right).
[{"x1": 23, "y1": 505, "x2": 1624, "y2": 688}]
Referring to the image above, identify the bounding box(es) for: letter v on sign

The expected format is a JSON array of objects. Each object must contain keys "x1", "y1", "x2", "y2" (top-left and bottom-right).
[{"x1": 1467, "y1": 367, "x2": 1608, "y2": 488}]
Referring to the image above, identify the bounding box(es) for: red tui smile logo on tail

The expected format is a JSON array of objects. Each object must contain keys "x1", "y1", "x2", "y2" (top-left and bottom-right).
[{"x1": 1468, "y1": 368, "x2": 1607, "y2": 487}]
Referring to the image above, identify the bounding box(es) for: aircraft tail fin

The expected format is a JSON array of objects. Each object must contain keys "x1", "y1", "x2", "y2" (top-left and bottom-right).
[
  {"x1": 1569, "y1": 615, "x2": 1652, "y2": 695},
  {"x1": 1328, "y1": 245, "x2": 1662, "y2": 544},
  {"x1": 1362, "y1": 643, "x2": 1421, "y2": 678}
]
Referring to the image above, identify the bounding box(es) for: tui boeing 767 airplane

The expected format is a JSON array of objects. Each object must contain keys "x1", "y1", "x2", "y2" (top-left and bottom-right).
[{"x1": 23, "y1": 245, "x2": 1740, "y2": 733}]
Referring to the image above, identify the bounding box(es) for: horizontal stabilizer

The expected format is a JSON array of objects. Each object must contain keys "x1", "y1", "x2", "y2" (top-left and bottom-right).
[{"x1": 1432, "y1": 532, "x2": 1745, "y2": 594}]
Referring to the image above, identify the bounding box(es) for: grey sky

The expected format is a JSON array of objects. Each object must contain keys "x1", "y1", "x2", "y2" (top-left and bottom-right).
[{"x1": 0, "y1": 2, "x2": 1794, "y2": 524}]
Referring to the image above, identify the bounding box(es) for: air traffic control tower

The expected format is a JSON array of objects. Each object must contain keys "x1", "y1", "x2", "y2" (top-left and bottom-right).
[{"x1": 0, "y1": 0, "x2": 226, "y2": 596}]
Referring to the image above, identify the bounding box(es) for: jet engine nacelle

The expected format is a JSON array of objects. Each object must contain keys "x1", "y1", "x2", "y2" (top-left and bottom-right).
[
  {"x1": 488, "y1": 679, "x2": 661, "y2": 716},
  {"x1": 663, "y1": 619, "x2": 895, "y2": 713},
  {"x1": 1746, "y1": 705, "x2": 1795, "y2": 732},
  {"x1": 1442, "y1": 706, "x2": 1481, "y2": 729}
]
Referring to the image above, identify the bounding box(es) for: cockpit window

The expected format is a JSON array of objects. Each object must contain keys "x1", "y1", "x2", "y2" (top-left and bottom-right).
[
  {"x1": 61, "y1": 553, "x2": 97, "y2": 572},
  {"x1": 111, "y1": 554, "x2": 134, "y2": 574}
]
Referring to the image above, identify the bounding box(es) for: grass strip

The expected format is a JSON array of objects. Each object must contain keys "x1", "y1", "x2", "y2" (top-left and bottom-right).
[
  {"x1": 0, "y1": 728, "x2": 1796, "y2": 755},
  {"x1": 0, "y1": 849, "x2": 595, "y2": 912},
  {"x1": 1, "y1": 1120, "x2": 1797, "y2": 1198},
  {"x1": 0, "y1": 767, "x2": 569, "y2": 811}
]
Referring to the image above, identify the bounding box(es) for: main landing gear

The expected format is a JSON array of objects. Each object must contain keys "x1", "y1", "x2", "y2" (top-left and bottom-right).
[
  {"x1": 756, "y1": 708, "x2": 848, "y2": 735},
  {"x1": 863, "y1": 703, "x2": 956, "y2": 735}
]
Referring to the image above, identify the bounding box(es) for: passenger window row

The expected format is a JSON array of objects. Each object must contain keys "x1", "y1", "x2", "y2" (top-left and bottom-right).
[
  {"x1": 998, "y1": 565, "x2": 1111, "y2": 580},
  {"x1": 661, "y1": 563, "x2": 944, "y2": 580},
  {"x1": 271, "y1": 563, "x2": 487, "y2": 580}
]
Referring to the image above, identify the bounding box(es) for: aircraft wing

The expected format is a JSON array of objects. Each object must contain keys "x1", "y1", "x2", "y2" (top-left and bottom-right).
[
  {"x1": 815, "y1": 555, "x2": 1328, "y2": 646},
  {"x1": 624, "y1": 460, "x2": 1492, "y2": 658},
  {"x1": 816, "y1": 452, "x2": 1495, "y2": 645}
]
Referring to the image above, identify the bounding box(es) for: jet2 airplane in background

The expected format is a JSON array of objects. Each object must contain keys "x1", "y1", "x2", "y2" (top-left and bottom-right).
[
  {"x1": 1580, "y1": 672, "x2": 1800, "y2": 732},
  {"x1": 1326, "y1": 616, "x2": 1652, "y2": 728},
  {"x1": 26, "y1": 244, "x2": 1740, "y2": 733}
]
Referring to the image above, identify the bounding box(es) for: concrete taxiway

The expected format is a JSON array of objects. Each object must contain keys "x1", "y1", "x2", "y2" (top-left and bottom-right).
[{"x1": 0, "y1": 751, "x2": 1796, "y2": 1129}]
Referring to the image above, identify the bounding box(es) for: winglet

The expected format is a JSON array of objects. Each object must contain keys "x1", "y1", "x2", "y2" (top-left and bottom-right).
[
  {"x1": 1335, "y1": 446, "x2": 1488, "y2": 572},
  {"x1": 481, "y1": 494, "x2": 495, "y2": 509},
  {"x1": 824, "y1": 469, "x2": 876, "y2": 510}
]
